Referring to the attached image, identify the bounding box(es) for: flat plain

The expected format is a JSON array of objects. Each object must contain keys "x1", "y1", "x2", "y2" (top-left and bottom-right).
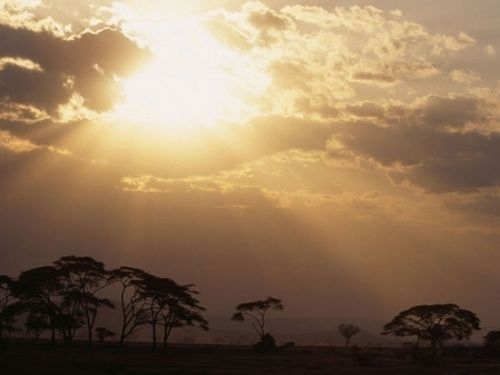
[{"x1": 2, "y1": 342, "x2": 500, "y2": 375}]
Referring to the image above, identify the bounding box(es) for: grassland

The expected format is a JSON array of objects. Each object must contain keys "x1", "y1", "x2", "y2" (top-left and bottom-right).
[{"x1": 1, "y1": 341, "x2": 500, "y2": 374}]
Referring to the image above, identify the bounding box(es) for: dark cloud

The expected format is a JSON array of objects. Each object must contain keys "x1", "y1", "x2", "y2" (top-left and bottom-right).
[
  {"x1": 0, "y1": 24, "x2": 150, "y2": 114},
  {"x1": 407, "y1": 156, "x2": 500, "y2": 193},
  {"x1": 0, "y1": 118, "x2": 89, "y2": 150},
  {"x1": 351, "y1": 71, "x2": 396, "y2": 84},
  {"x1": 419, "y1": 95, "x2": 483, "y2": 129},
  {"x1": 0, "y1": 62, "x2": 69, "y2": 113},
  {"x1": 447, "y1": 191, "x2": 500, "y2": 218},
  {"x1": 330, "y1": 95, "x2": 500, "y2": 192}
]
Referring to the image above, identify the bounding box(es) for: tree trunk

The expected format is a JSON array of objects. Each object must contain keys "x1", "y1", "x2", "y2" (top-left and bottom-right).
[
  {"x1": 162, "y1": 329, "x2": 168, "y2": 354},
  {"x1": 163, "y1": 325, "x2": 171, "y2": 354},
  {"x1": 431, "y1": 339, "x2": 437, "y2": 359},
  {"x1": 51, "y1": 326, "x2": 56, "y2": 347},
  {"x1": 87, "y1": 325, "x2": 93, "y2": 346},
  {"x1": 152, "y1": 322, "x2": 157, "y2": 352},
  {"x1": 119, "y1": 333, "x2": 125, "y2": 349},
  {"x1": 118, "y1": 324, "x2": 126, "y2": 350}
]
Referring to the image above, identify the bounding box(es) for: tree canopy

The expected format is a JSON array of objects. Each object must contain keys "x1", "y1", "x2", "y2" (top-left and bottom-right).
[
  {"x1": 484, "y1": 330, "x2": 500, "y2": 347},
  {"x1": 382, "y1": 303, "x2": 480, "y2": 357},
  {"x1": 1, "y1": 256, "x2": 207, "y2": 350},
  {"x1": 338, "y1": 323, "x2": 360, "y2": 347},
  {"x1": 232, "y1": 296, "x2": 283, "y2": 345},
  {"x1": 0, "y1": 275, "x2": 18, "y2": 340}
]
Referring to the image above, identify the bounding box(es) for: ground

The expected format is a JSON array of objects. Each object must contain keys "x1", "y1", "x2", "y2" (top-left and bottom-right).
[{"x1": 1, "y1": 342, "x2": 500, "y2": 374}]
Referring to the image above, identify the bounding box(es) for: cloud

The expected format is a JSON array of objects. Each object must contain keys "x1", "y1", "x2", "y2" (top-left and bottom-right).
[
  {"x1": 451, "y1": 69, "x2": 480, "y2": 85},
  {"x1": 329, "y1": 94, "x2": 500, "y2": 193},
  {"x1": 345, "y1": 102, "x2": 385, "y2": 118},
  {"x1": 204, "y1": 1, "x2": 294, "y2": 50},
  {"x1": 204, "y1": 2, "x2": 476, "y2": 120},
  {"x1": 0, "y1": 130, "x2": 39, "y2": 153},
  {"x1": 0, "y1": 22, "x2": 150, "y2": 118},
  {"x1": 484, "y1": 44, "x2": 496, "y2": 56},
  {"x1": 121, "y1": 174, "x2": 280, "y2": 209},
  {"x1": 0, "y1": 0, "x2": 67, "y2": 34},
  {"x1": 418, "y1": 95, "x2": 483, "y2": 129},
  {"x1": 446, "y1": 189, "x2": 500, "y2": 218},
  {"x1": 0, "y1": 0, "x2": 118, "y2": 34}
]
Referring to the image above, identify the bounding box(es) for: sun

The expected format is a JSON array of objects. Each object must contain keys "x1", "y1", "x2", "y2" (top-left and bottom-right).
[{"x1": 112, "y1": 21, "x2": 247, "y2": 131}]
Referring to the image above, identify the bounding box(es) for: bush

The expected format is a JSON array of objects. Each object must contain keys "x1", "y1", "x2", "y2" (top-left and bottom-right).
[{"x1": 254, "y1": 333, "x2": 276, "y2": 352}]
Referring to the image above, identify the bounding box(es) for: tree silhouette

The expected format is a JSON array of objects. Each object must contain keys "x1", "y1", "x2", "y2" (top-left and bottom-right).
[
  {"x1": 3, "y1": 256, "x2": 209, "y2": 350},
  {"x1": 14, "y1": 266, "x2": 64, "y2": 346},
  {"x1": 158, "y1": 289, "x2": 208, "y2": 353},
  {"x1": 0, "y1": 275, "x2": 18, "y2": 341},
  {"x1": 55, "y1": 256, "x2": 114, "y2": 345},
  {"x1": 110, "y1": 267, "x2": 151, "y2": 348},
  {"x1": 140, "y1": 275, "x2": 208, "y2": 352},
  {"x1": 95, "y1": 326, "x2": 115, "y2": 343},
  {"x1": 338, "y1": 323, "x2": 360, "y2": 347},
  {"x1": 382, "y1": 303, "x2": 480, "y2": 358},
  {"x1": 232, "y1": 296, "x2": 283, "y2": 346},
  {"x1": 25, "y1": 309, "x2": 50, "y2": 340},
  {"x1": 484, "y1": 330, "x2": 500, "y2": 347},
  {"x1": 139, "y1": 275, "x2": 178, "y2": 351}
]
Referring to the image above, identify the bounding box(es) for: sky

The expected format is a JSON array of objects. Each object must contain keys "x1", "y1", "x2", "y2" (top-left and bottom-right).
[{"x1": 1, "y1": 0, "x2": 500, "y2": 329}]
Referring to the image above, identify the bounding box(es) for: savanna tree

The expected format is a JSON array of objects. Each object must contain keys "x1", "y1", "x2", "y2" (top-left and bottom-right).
[
  {"x1": 139, "y1": 275, "x2": 177, "y2": 351},
  {"x1": 0, "y1": 275, "x2": 18, "y2": 340},
  {"x1": 110, "y1": 267, "x2": 151, "y2": 348},
  {"x1": 140, "y1": 275, "x2": 208, "y2": 352},
  {"x1": 14, "y1": 266, "x2": 65, "y2": 346},
  {"x1": 484, "y1": 330, "x2": 500, "y2": 347},
  {"x1": 232, "y1": 296, "x2": 283, "y2": 344},
  {"x1": 55, "y1": 256, "x2": 114, "y2": 345},
  {"x1": 25, "y1": 309, "x2": 50, "y2": 340},
  {"x1": 338, "y1": 323, "x2": 360, "y2": 347},
  {"x1": 157, "y1": 285, "x2": 208, "y2": 353},
  {"x1": 382, "y1": 303, "x2": 480, "y2": 358},
  {"x1": 95, "y1": 326, "x2": 115, "y2": 343}
]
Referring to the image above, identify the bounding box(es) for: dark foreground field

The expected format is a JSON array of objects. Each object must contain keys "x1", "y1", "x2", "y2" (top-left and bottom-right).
[{"x1": 2, "y1": 342, "x2": 500, "y2": 375}]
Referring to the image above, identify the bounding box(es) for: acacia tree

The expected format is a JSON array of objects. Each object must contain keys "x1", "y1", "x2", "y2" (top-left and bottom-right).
[
  {"x1": 140, "y1": 276, "x2": 208, "y2": 352},
  {"x1": 382, "y1": 303, "x2": 480, "y2": 358},
  {"x1": 0, "y1": 275, "x2": 18, "y2": 341},
  {"x1": 139, "y1": 275, "x2": 178, "y2": 351},
  {"x1": 338, "y1": 323, "x2": 360, "y2": 347},
  {"x1": 232, "y1": 297, "x2": 283, "y2": 344},
  {"x1": 484, "y1": 330, "x2": 500, "y2": 347},
  {"x1": 95, "y1": 327, "x2": 115, "y2": 343},
  {"x1": 55, "y1": 256, "x2": 114, "y2": 345},
  {"x1": 157, "y1": 285, "x2": 208, "y2": 353},
  {"x1": 25, "y1": 309, "x2": 50, "y2": 340},
  {"x1": 111, "y1": 267, "x2": 151, "y2": 348},
  {"x1": 14, "y1": 266, "x2": 65, "y2": 346}
]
